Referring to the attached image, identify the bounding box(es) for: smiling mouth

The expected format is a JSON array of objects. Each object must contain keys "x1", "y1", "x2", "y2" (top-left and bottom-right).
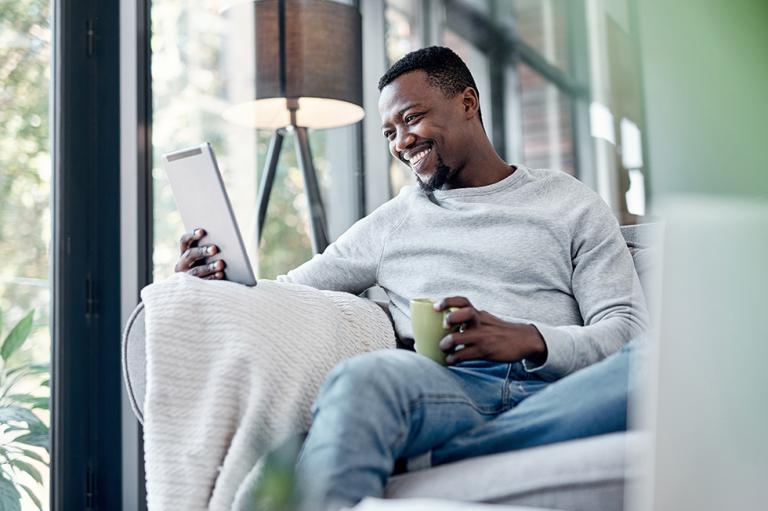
[{"x1": 408, "y1": 146, "x2": 433, "y2": 173}]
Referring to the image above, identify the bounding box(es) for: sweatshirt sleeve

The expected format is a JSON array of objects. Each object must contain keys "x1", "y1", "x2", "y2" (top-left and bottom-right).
[
  {"x1": 523, "y1": 194, "x2": 649, "y2": 380},
  {"x1": 276, "y1": 193, "x2": 408, "y2": 295}
]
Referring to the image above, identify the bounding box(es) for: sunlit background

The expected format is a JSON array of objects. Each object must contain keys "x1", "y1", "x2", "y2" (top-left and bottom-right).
[
  {"x1": 1, "y1": 0, "x2": 766, "y2": 509},
  {"x1": 150, "y1": 0, "x2": 651, "y2": 285},
  {"x1": 0, "y1": 0, "x2": 51, "y2": 509}
]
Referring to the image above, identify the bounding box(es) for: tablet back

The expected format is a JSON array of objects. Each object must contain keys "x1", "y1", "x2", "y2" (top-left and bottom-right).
[{"x1": 163, "y1": 143, "x2": 257, "y2": 286}]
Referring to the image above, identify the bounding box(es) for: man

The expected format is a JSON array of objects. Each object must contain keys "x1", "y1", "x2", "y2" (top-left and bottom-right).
[{"x1": 175, "y1": 47, "x2": 648, "y2": 509}]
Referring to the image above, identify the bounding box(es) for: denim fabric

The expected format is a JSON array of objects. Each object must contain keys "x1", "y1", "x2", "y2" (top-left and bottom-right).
[{"x1": 295, "y1": 339, "x2": 643, "y2": 510}]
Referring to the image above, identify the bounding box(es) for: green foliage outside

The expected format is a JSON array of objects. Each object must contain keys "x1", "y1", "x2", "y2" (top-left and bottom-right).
[
  {"x1": 0, "y1": 1, "x2": 52, "y2": 508},
  {"x1": 151, "y1": 1, "x2": 325, "y2": 283},
  {"x1": 0, "y1": 310, "x2": 50, "y2": 511},
  {"x1": 0, "y1": 0, "x2": 51, "y2": 317},
  {"x1": 256, "y1": 131, "x2": 326, "y2": 280}
]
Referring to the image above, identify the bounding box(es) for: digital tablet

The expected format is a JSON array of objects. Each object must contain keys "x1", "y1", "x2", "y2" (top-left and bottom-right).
[{"x1": 162, "y1": 143, "x2": 257, "y2": 286}]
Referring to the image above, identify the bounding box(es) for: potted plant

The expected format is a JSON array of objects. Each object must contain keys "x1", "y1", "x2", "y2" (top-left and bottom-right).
[{"x1": 0, "y1": 309, "x2": 49, "y2": 511}]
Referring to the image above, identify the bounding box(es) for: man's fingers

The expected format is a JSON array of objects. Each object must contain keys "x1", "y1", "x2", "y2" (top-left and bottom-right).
[
  {"x1": 188, "y1": 259, "x2": 226, "y2": 278},
  {"x1": 179, "y1": 228, "x2": 206, "y2": 252},
  {"x1": 445, "y1": 344, "x2": 483, "y2": 365},
  {"x1": 204, "y1": 271, "x2": 225, "y2": 280},
  {"x1": 434, "y1": 296, "x2": 473, "y2": 311},
  {"x1": 444, "y1": 306, "x2": 477, "y2": 327},
  {"x1": 438, "y1": 330, "x2": 478, "y2": 353},
  {"x1": 194, "y1": 245, "x2": 217, "y2": 259},
  {"x1": 179, "y1": 244, "x2": 218, "y2": 270}
]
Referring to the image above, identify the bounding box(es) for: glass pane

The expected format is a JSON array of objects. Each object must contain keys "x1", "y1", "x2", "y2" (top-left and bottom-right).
[
  {"x1": 499, "y1": 0, "x2": 572, "y2": 73},
  {"x1": 518, "y1": 62, "x2": 575, "y2": 174},
  {"x1": 384, "y1": 0, "x2": 421, "y2": 65},
  {"x1": 151, "y1": 1, "x2": 346, "y2": 281},
  {"x1": 384, "y1": 0, "x2": 422, "y2": 196},
  {"x1": 0, "y1": 0, "x2": 52, "y2": 509},
  {"x1": 442, "y1": 30, "x2": 494, "y2": 147}
]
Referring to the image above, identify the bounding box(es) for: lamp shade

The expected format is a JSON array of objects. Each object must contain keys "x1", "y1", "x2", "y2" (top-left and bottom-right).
[{"x1": 223, "y1": 0, "x2": 364, "y2": 129}]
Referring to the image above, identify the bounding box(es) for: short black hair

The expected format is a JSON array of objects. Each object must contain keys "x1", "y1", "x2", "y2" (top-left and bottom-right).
[{"x1": 378, "y1": 46, "x2": 483, "y2": 124}]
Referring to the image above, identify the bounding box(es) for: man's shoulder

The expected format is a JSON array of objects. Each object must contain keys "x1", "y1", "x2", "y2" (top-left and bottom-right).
[
  {"x1": 525, "y1": 167, "x2": 601, "y2": 201},
  {"x1": 359, "y1": 184, "x2": 417, "y2": 226},
  {"x1": 522, "y1": 167, "x2": 616, "y2": 231}
]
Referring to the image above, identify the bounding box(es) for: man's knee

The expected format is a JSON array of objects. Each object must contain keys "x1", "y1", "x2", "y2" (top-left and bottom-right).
[{"x1": 315, "y1": 350, "x2": 427, "y2": 408}]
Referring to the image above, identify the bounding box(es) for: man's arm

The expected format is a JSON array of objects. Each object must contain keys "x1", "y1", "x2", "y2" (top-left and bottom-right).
[
  {"x1": 523, "y1": 197, "x2": 649, "y2": 380},
  {"x1": 277, "y1": 193, "x2": 409, "y2": 294}
]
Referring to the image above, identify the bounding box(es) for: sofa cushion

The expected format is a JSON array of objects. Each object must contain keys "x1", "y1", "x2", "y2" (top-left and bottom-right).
[
  {"x1": 619, "y1": 223, "x2": 663, "y2": 310},
  {"x1": 384, "y1": 431, "x2": 646, "y2": 511}
]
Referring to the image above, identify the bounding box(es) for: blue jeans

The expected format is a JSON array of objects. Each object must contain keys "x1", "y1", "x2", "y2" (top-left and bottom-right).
[{"x1": 295, "y1": 339, "x2": 644, "y2": 509}]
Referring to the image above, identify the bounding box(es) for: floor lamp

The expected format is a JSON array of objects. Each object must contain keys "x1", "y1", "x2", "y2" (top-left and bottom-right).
[{"x1": 222, "y1": 0, "x2": 364, "y2": 255}]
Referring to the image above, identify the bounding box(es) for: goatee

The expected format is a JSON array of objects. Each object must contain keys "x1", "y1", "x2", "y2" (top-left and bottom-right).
[{"x1": 417, "y1": 154, "x2": 453, "y2": 193}]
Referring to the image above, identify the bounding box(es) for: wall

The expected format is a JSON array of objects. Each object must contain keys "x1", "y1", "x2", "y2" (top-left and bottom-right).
[{"x1": 638, "y1": 0, "x2": 768, "y2": 200}]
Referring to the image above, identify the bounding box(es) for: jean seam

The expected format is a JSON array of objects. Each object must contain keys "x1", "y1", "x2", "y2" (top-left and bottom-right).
[
  {"x1": 408, "y1": 394, "x2": 503, "y2": 416},
  {"x1": 391, "y1": 396, "x2": 500, "y2": 463},
  {"x1": 501, "y1": 363, "x2": 514, "y2": 411}
]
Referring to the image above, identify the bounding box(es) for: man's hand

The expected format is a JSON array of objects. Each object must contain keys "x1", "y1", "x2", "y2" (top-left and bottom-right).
[
  {"x1": 434, "y1": 296, "x2": 548, "y2": 365},
  {"x1": 174, "y1": 228, "x2": 226, "y2": 280}
]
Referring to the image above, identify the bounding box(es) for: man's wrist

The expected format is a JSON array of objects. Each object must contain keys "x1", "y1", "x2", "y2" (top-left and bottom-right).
[{"x1": 524, "y1": 324, "x2": 548, "y2": 366}]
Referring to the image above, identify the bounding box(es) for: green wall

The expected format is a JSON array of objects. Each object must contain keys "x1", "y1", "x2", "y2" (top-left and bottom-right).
[{"x1": 636, "y1": 0, "x2": 768, "y2": 201}]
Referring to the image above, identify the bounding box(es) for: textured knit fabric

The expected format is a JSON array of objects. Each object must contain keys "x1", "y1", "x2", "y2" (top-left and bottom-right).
[
  {"x1": 140, "y1": 273, "x2": 395, "y2": 511},
  {"x1": 279, "y1": 166, "x2": 648, "y2": 380}
]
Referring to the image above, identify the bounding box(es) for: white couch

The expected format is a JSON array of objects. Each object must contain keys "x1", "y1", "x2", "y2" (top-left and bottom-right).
[{"x1": 122, "y1": 223, "x2": 659, "y2": 510}]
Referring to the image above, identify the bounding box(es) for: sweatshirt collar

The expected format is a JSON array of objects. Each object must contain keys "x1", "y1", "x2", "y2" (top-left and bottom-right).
[{"x1": 431, "y1": 165, "x2": 529, "y2": 200}]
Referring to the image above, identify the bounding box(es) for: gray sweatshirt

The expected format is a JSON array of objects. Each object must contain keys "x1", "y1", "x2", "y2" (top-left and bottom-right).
[{"x1": 278, "y1": 166, "x2": 648, "y2": 380}]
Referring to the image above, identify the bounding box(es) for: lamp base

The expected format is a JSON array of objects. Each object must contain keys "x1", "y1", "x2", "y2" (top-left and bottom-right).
[{"x1": 256, "y1": 126, "x2": 330, "y2": 255}]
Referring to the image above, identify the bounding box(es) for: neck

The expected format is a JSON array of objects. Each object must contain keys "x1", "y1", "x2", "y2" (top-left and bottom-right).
[{"x1": 444, "y1": 136, "x2": 514, "y2": 190}]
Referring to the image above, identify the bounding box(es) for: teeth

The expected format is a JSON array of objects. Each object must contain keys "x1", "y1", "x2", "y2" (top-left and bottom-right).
[{"x1": 410, "y1": 148, "x2": 431, "y2": 166}]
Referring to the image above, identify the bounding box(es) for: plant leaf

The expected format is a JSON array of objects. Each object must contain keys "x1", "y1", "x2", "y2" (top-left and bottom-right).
[
  {"x1": 19, "y1": 449, "x2": 46, "y2": 464},
  {"x1": 10, "y1": 459, "x2": 42, "y2": 485},
  {"x1": 0, "y1": 475, "x2": 22, "y2": 511},
  {"x1": 0, "y1": 406, "x2": 41, "y2": 427},
  {"x1": 19, "y1": 483, "x2": 42, "y2": 511},
  {"x1": 40, "y1": 379, "x2": 49, "y2": 387},
  {"x1": 6, "y1": 395, "x2": 49, "y2": 410},
  {"x1": 13, "y1": 433, "x2": 49, "y2": 451},
  {"x1": 7, "y1": 363, "x2": 49, "y2": 377},
  {"x1": 1, "y1": 311, "x2": 34, "y2": 362}
]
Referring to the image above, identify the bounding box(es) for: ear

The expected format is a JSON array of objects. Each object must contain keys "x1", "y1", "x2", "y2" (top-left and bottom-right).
[{"x1": 461, "y1": 87, "x2": 480, "y2": 120}]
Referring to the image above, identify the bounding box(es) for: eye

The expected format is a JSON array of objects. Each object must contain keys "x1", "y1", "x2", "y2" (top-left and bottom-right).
[
  {"x1": 383, "y1": 130, "x2": 394, "y2": 140},
  {"x1": 404, "y1": 113, "x2": 421, "y2": 124}
]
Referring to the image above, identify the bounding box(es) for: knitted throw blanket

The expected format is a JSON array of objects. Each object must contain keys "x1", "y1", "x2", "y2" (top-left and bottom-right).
[{"x1": 140, "y1": 273, "x2": 396, "y2": 510}]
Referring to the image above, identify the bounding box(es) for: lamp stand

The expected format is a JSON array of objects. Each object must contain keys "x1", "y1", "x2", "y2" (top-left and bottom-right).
[{"x1": 256, "y1": 124, "x2": 330, "y2": 255}]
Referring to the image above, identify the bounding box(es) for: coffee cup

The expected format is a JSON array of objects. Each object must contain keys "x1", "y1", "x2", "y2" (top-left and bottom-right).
[{"x1": 409, "y1": 298, "x2": 460, "y2": 365}]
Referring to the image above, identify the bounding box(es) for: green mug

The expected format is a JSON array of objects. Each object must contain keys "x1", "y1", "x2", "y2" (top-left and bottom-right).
[{"x1": 409, "y1": 298, "x2": 460, "y2": 365}]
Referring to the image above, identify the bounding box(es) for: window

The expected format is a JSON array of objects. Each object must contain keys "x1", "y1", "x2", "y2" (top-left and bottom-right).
[
  {"x1": 517, "y1": 62, "x2": 575, "y2": 174},
  {"x1": 384, "y1": 0, "x2": 422, "y2": 196},
  {"x1": 384, "y1": 0, "x2": 421, "y2": 66},
  {"x1": 151, "y1": 0, "x2": 358, "y2": 281},
  {"x1": 0, "y1": 1, "x2": 52, "y2": 509},
  {"x1": 500, "y1": 0, "x2": 573, "y2": 73},
  {"x1": 380, "y1": 0, "x2": 588, "y2": 198}
]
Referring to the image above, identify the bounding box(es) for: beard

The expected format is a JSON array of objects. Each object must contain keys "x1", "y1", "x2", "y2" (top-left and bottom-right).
[{"x1": 416, "y1": 153, "x2": 454, "y2": 193}]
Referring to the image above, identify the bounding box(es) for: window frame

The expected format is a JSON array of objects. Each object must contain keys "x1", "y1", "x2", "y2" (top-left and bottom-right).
[
  {"x1": 53, "y1": 0, "x2": 124, "y2": 508},
  {"x1": 440, "y1": 0, "x2": 592, "y2": 180}
]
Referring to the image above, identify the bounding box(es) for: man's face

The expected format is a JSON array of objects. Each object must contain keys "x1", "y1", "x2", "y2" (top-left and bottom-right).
[{"x1": 378, "y1": 71, "x2": 470, "y2": 192}]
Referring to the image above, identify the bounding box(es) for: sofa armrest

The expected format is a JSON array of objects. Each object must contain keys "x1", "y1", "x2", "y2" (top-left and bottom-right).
[
  {"x1": 121, "y1": 298, "x2": 404, "y2": 425},
  {"x1": 122, "y1": 302, "x2": 147, "y2": 425}
]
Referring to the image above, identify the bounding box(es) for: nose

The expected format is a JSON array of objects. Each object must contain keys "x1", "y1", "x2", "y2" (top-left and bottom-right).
[{"x1": 393, "y1": 129, "x2": 416, "y2": 156}]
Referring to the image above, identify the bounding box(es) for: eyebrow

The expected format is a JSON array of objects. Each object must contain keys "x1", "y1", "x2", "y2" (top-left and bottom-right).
[{"x1": 381, "y1": 103, "x2": 421, "y2": 130}]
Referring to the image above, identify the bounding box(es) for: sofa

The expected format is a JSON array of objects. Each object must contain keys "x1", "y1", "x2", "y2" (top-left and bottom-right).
[{"x1": 122, "y1": 223, "x2": 659, "y2": 510}]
